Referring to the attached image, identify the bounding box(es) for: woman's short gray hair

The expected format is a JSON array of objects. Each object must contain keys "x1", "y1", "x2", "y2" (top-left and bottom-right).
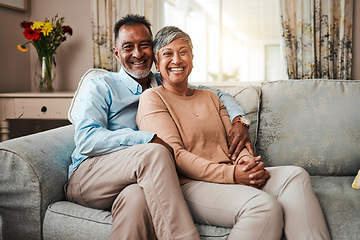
[{"x1": 153, "y1": 26, "x2": 193, "y2": 61}]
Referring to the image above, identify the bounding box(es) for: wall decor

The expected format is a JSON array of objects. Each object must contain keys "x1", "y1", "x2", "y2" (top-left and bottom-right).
[{"x1": 0, "y1": 0, "x2": 28, "y2": 12}]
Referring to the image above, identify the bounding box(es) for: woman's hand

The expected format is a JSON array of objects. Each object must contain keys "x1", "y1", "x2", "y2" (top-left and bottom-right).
[{"x1": 234, "y1": 157, "x2": 270, "y2": 188}]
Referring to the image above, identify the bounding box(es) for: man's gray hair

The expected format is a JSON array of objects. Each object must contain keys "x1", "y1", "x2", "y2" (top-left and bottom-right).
[{"x1": 153, "y1": 26, "x2": 193, "y2": 61}]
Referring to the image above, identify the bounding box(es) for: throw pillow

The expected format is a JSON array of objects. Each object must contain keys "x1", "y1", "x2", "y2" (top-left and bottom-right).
[{"x1": 352, "y1": 170, "x2": 360, "y2": 189}]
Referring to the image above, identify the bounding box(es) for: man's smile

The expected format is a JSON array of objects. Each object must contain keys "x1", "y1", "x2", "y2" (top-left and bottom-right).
[{"x1": 131, "y1": 60, "x2": 147, "y2": 66}]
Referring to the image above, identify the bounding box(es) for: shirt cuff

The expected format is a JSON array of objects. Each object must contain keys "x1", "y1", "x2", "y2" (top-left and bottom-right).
[
  {"x1": 133, "y1": 131, "x2": 156, "y2": 145},
  {"x1": 224, "y1": 165, "x2": 236, "y2": 184}
]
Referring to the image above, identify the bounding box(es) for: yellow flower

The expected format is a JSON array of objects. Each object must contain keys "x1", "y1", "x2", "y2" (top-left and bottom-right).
[
  {"x1": 42, "y1": 22, "x2": 53, "y2": 36},
  {"x1": 32, "y1": 21, "x2": 44, "y2": 30},
  {"x1": 17, "y1": 44, "x2": 28, "y2": 52}
]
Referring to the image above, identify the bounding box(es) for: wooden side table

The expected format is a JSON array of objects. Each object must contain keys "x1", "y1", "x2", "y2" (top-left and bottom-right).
[{"x1": 0, "y1": 92, "x2": 74, "y2": 142}]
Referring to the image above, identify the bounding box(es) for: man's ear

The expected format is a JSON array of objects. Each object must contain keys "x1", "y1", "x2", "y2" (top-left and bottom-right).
[{"x1": 113, "y1": 46, "x2": 120, "y2": 61}]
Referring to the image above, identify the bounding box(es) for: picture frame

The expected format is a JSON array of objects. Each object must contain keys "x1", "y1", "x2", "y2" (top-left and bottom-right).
[{"x1": 0, "y1": 0, "x2": 28, "y2": 12}]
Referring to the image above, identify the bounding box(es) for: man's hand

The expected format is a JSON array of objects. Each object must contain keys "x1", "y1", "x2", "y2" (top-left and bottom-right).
[
  {"x1": 151, "y1": 135, "x2": 174, "y2": 156},
  {"x1": 227, "y1": 122, "x2": 254, "y2": 161}
]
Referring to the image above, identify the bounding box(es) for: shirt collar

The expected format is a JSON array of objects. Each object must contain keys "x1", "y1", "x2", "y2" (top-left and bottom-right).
[
  {"x1": 118, "y1": 67, "x2": 159, "y2": 94},
  {"x1": 149, "y1": 73, "x2": 159, "y2": 88}
]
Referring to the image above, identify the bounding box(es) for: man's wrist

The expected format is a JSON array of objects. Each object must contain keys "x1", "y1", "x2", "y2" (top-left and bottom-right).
[{"x1": 232, "y1": 115, "x2": 250, "y2": 128}]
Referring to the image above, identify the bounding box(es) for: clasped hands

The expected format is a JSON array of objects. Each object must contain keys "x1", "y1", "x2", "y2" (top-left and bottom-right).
[
  {"x1": 233, "y1": 156, "x2": 270, "y2": 188},
  {"x1": 228, "y1": 121, "x2": 270, "y2": 188}
]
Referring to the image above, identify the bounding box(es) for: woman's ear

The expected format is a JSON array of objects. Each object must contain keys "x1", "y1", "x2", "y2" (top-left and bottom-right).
[{"x1": 155, "y1": 60, "x2": 160, "y2": 72}]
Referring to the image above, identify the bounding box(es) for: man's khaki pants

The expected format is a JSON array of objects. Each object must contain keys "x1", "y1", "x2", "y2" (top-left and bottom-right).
[{"x1": 65, "y1": 143, "x2": 201, "y2": 240}]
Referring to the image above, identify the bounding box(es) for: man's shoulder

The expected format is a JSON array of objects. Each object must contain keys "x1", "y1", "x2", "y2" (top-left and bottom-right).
[
  {"x1": 88, "y1": 71, "x2": 132, "y2": 91},
  {"x1": 86, "y1": 71, "x2": 115, "y2": 86},
  {"x1": 90, "y1": 71, "x2": 118, "y2": 82}
]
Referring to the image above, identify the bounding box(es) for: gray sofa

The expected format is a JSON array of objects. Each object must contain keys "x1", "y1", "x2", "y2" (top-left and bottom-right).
[{"x1": 0, "y1": 77, "x2": 359, "y2": 240}]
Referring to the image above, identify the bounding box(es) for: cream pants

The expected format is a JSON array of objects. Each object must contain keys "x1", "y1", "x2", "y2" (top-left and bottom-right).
[{"x1": 181, "y1": 166, "x2": 331, "y2": 240}]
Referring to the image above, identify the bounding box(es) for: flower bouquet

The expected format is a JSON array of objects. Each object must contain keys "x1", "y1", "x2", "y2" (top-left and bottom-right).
[{"x1": 18, "y1": 14, "x2": 73, "y2": 91}]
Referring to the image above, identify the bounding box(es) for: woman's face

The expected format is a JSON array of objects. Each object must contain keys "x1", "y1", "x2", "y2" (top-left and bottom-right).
[{"x1": 155, "y1": 38, "x2": 193, "y2": 86}]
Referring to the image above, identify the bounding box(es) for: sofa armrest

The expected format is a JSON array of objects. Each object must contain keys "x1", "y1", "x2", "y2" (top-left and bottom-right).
[{"x1": 0, "y1": 125, "x2": 75, "y2": 240}]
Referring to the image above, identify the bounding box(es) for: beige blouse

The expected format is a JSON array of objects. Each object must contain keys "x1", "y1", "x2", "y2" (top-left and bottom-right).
[{"x1": 136, "y1": 86, "x2": 236, "y2": 185}]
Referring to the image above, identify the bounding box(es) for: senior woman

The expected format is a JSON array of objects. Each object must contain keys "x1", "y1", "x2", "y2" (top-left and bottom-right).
[{"x1": 136, "y1": 26, "x2": 330, "y2": 240}]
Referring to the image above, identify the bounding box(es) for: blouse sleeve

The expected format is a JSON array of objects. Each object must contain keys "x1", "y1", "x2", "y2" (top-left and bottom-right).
[{"x1": 137, "y1": 89, "x2": 235, "y2": 184}]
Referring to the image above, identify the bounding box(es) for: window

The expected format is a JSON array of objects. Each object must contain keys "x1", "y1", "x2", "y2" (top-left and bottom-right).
[{"x1": 162, "y1": 0, "x2": 285, "y2": 85}]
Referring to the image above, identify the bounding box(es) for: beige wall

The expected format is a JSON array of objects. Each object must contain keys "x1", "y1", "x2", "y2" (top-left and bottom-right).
[
  {"x1": 0, "y1": 5, "x2": 31, "y2": 92},
  {"x1": 0, "y1": 0, "x2": 92, "y2": 92}
]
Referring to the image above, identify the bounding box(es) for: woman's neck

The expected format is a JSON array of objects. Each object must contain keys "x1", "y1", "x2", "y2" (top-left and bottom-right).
[{"x1": 162, "y1": 81, "x2": 194, "y2": 96}]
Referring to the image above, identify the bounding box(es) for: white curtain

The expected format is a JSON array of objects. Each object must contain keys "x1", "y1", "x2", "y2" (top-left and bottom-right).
[
  {"x1": 91, "y1": 0, "x2": 157, "y2": 71},
  {"x1": 280, "y1": 0, "x2": 353, "y2": 79}
]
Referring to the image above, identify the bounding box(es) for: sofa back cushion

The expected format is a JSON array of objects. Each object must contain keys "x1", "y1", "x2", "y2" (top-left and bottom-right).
[
  {"x1": 217, "y1": 86, "x2": 260, "y2": 147},
  {"x1": 256, "y1": 80, "x2": 360, "y2": 176},
  {"x1": 68, "y1": 68, "x2": 109, "y2": 124}
]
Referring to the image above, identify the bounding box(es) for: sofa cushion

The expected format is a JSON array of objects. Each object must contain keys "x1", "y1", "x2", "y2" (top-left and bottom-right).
[
  {"x1": 310, "y1": 176, "x2": 360, "y2": 240},
  {"x1": 44, "y1": 201, "x2": 231, "y2": 240},
  {"x1": 68, "y1": 68, "x2": 109, "y2": 124},
  {"x1": 218, "y1": 86, "x2": 260, "y2": 146},
  {"x1": 256, "y1": 80, "x2": 360, "y2": 176},
  {"x1": 43, "y1": 201, "x2": 112, "y2": 240},
  {"x1": 0, "y1": 125, "x2": 75, "y2": 240},
  {"x1": 43, "y1": 177, "x2": 359, "y2": 240},
  {"x1": 0, "y1": 214, "x2": 2, "y2": 240}
]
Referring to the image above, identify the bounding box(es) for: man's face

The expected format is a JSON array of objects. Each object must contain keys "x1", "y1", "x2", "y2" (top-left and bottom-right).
[{"x1": 113, "y1": 24, "x2": 153, "y2": 80}]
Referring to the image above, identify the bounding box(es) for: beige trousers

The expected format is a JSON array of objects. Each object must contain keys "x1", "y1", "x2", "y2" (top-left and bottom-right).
[
  {"x1": 65, "y1": 143, "x2": 200, "y2": 240},
  {"x1": 181, "y1": 166, "x2": 330, "y2": 240}
]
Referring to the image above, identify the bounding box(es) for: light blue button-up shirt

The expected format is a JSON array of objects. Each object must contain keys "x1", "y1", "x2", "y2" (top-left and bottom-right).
[{"x1": 69, "y1": 67, "x2": 244, "y2": 179}]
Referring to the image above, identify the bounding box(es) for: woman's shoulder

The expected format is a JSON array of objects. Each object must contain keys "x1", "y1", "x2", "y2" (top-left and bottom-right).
[
  {"x1": 138, "y1": 86, "x2": 167, "y2": 112},
  {"x1": 195, "y1": 88, "x2": 221, "y2": 100},
  {"x1": 142, "y1": 86, "x2": 162, "y2": 94},
  {"x1": 140, "y1": 86, "x2": 165, "y2": 100}
]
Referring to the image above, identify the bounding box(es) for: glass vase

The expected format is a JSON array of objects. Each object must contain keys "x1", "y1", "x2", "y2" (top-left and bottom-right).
[{"x1": 35, "y1": 56, "x2": 56, "y2": 92}]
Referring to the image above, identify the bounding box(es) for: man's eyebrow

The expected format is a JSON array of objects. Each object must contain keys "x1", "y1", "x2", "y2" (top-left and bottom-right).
[
  {"x1": 122, "y1": 40, "x2": 151, "y2": 46},
  {"x1": 122, "y1": 41, "x2": 133, "y2": 46}
]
